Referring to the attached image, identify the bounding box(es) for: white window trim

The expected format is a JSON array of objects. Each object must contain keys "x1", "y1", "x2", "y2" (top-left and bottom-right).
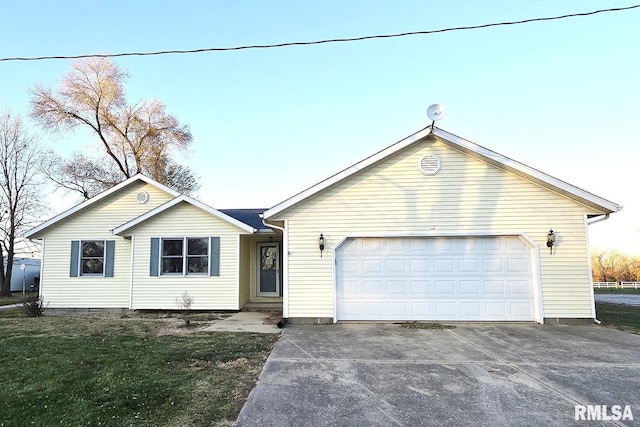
[
  {"x1": 160, "y1": 237, "x2": 210, "y2": 277},
  {"x1": 79, "y1": 239, "x2": 106, "y2": 277}
]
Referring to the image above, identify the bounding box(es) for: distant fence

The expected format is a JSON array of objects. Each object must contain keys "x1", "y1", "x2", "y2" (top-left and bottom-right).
[
  {"x1": 622, "y1": 281, "x2": 640, "y2": 289},
  {"x1": 593, "y1": 281, "x2": 640, "y2": 289},
  {"x1": 593, "y1": 282, "x2": 617, "y2": 288}
]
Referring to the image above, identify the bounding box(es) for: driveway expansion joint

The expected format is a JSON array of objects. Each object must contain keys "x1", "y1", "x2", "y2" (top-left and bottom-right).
[{"x1": 446, "y1": 329, "x2": 628, "y2": 426}]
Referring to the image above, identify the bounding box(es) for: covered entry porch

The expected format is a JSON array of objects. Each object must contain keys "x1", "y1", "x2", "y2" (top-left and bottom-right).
[{"x1": 221, "y1": 209, "x2": 283, "y2": 311}]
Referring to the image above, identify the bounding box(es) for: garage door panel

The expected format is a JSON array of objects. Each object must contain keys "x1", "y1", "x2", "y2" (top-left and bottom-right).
[
  {"x1": 387, "y1": 280, "x2": 407, "y2": 294},
  {"x1": 508, "y1": 258, "x2": 529, "y2": 272},
  {"x1": 386, "y1": 259, "x2": 406, "y2": 272},
  {"x1": 363, "y1": 239, "x2": 381, "y2": 252},
  {"x1": 363, "y1": 260, "x2": 382, "y2": 273},
  {"x1": 510, "y1": 302, "x2": 534, "y2": 318},
  {"x1": 363, "y1": 302, "x2": 384, "y2": 316},
  {"x1": 486, "y1": 302, "x2": 507, "y2": 317},
  {"x1": 434, "y1": 302, "x2": 456, "y2": 316},
  {"x1": 509, "y1": 280, "x2": 532, "y2": 295},
  {"x1": 388, "y1": 302, "x2": 408, "y2": 316},
  {"x1": 485, "y1": 280, "x2": 506, "y2": 294},
  {"x1": 507, "y1": 238, "x2": 528, "y2": 251},
  {"x1": 459, "y1": 259, "x2": 479, "y2": 272},
  {"x1": 410, "y1": 280, "x2": 430, "y2": 295},
  {"x1": 460, "y1": 302, "x2": 482, "y2": 317},
  {"x1": 411, "y1": 302, "x2": 431, "y2": 316},
  {"x1": 336, "y1": 236, "x2": 535, "y2": 322},
  {"x1": 483, "y1": 259, "x2": 504, "y2": 272},
  {"x1": 459, "y1": 280, "x2": 480, "y2": 295},
  {"x1": 435, "y1": 280, "x2": 455, "y2": 294},
  {"x1": 410, "y1": 259, "x2": 430, "y2": 272},
  {"x1": 362, "y1": 280, "x2": 383, "y2": 295},
  {"x1": 434, "y1": 259, "x2": 454, "y2": 272}
]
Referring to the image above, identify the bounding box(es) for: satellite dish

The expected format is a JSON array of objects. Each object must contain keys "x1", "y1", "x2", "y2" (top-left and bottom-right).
[{"x1": 426, "y1": 104, "x2": 445, "y2": 122}]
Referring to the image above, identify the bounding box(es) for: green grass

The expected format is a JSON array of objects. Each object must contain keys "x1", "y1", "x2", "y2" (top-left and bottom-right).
[
  {"x1": 0, "y1": 312, "x2": 278, "y2": 426},
  {"x1": 594, "y1": 287, "x2": 640, "y2": 294},
  {"x1": 596, "y1": 302, "x2": 640, "y2": 334},
  {"x1": 0, "y1": 293, "x2": 32, "y2": 306}
]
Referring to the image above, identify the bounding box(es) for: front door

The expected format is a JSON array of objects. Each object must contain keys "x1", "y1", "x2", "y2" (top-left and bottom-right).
[{"x1": 257, "y1": 243, "x2": 280, "y2": 297}]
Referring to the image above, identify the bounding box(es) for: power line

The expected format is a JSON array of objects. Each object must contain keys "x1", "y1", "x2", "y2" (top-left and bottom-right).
[{"x1": 1, "y1": 4, "x2": 638, "y2": 63}]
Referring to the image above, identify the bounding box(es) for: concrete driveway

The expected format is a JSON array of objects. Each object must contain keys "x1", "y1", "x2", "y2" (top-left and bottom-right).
[
  {"x1": 237, "y1": 323, "x2": 640, "y2": 426},
  {"x1": 595, "y1": 294, "x2": 640, "y2": 307}
]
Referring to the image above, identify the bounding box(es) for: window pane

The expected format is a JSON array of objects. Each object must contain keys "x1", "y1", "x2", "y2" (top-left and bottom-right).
[
  {"x1": 162, "y1": 239, "x2": 183, "y2": 256},
  {"x1": 162, "y1": 258, "x2": 183, "y2": 274},
  {"x1": 188, "y1": 256, "x2": 208, "y2": 273},
  {"x1": 82, "y1": 259, "x2": 104, "y2": 274},
  {"x1": 188, "y1": 238, "x2": 208, "y2": 255},
  {"x1": 82, "y1": 241, "x2": 104, "y2": 257}
]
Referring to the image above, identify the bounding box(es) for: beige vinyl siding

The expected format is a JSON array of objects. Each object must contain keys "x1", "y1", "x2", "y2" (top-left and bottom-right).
[
  {"x1": 129, "y1": 202, "x2": 249, "y2": 310},
  {"x1": 275, "y1": 139, "x2": 601, "y2": 319},
  {"x1": 38, "y1": 182, "x2": 174, "y2": 308},
  {"x1": 238, "y1": 236, "x2": 251, "y2": 306}
]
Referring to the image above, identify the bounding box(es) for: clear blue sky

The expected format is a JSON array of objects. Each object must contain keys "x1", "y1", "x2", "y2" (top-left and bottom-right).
[{"x1": 1, "y1": 1, "x2": 638, "y2": 254}]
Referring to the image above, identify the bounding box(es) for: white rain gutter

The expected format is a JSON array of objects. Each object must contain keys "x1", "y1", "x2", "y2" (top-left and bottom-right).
[{"x1": 588, "y1": 213, "x2": 610, "y2": 225}]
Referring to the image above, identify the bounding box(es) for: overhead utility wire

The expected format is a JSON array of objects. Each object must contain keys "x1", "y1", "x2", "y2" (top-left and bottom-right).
[{"x1": 1, "y1": 4, "x2": 638, "y2": 63}]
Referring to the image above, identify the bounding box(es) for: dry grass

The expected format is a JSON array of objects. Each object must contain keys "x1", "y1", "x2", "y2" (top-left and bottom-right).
[{"x1": 0, "y1": 311, "x2": 278, "y2": 426}]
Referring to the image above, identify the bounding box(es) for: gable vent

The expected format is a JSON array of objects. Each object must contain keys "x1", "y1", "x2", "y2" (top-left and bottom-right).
[
  {"x1": 419, "y1": 154, "x2": 441, "y2": 176},
  {"x1": 136, "y1": 191, "x2": 149, "y2": 204}
]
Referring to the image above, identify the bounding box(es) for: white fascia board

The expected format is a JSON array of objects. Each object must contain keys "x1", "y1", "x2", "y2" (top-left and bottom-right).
[
  {"x1": 24, "y1": 174, "x2": 181, "y2": 239},
  {"x1": 263, "y1": 126, "x2": 432, "y2": 219},
  {"x1": 263, "y1": 126, "x2": 621, "y2": 220},
  {"x1": 431, "y1": 128, "x2": 622, "y2": 214},
  {"x1": 112, "y1": 195, "x2": 256, "y2": 236}
]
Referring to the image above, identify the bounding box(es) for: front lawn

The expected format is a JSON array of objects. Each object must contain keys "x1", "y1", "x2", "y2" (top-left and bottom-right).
[
  {"x1": 0, "y1": 312, "x2": 278, "y2": 426},
  {"x1": 0, "y1": 293, "x2": 31, "y2": 306},
  {"x1": 594, "y1": 287, "x2": 640, "y2": 294},
  {"x1": 596, "y1": 302, "x2": 640, "y2": 334}
]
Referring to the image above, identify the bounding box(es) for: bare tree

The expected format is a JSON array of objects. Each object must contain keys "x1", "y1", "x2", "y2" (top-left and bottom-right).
[
  {"x1": 0, "y1": 112, "x2": 46, "y2": 297},
  {"x1": 30, "y1": 57, "x2": 199, "y2": 198},
  {"x1": 591, "y1": 249, "x2": 640, "y2": 283}
]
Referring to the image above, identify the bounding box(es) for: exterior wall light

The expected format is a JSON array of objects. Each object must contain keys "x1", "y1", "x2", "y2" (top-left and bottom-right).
[
  {"x1": 546, "y1": 230, "x2": 555, "y2": 255},
  {"x1": 318, "y1": 233, "x2": 325, "y2": 257}
]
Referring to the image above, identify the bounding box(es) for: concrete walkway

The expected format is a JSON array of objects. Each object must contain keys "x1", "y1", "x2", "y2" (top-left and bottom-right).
[
  {"x1": 0, "y1": 304, "x2": 19, "y2": 310},
  {"x1": 204, "y1": 311, "x2": 282, "y2": 334}
]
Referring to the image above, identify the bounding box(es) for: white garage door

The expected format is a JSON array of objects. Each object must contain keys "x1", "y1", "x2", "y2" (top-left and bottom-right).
[{"x1": 336, "y1": 236, "x2": 535, "y2": 321}]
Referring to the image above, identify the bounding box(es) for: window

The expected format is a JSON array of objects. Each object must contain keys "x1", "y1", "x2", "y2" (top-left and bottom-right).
[
  {"x1": 81, "y1": 240, "x2": 104, "y2": 275},
  {"x1": 161, "y1": 238, "x2": 209, "y2": 275},
  {"x1": 70, "y1": 240, "x2": 115, "y2": 277}
]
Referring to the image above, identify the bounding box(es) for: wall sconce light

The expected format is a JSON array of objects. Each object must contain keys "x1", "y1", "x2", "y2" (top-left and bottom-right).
[
  {"x1": 546, "y1": 229, "x2": 555, "y2": 255},
  {"x1": 318, "y1": 233, "x2": 325, "y2": 257}
]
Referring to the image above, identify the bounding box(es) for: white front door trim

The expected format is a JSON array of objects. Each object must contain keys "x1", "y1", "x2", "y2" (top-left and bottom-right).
[{"x1": 257, "y1": 242, "x2": 280, "y2": 297}]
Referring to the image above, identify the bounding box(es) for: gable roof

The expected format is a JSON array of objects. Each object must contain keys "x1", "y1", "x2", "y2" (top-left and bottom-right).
[
  {"x1": 262, "y1": 126, "x2": 622, "y2": 219},
  {"x1": 112, "y1": 195, "x2": 256, "y2": 236},
  {"x1": 24, "y1": 174, "x2": 180, "y2": 239}
]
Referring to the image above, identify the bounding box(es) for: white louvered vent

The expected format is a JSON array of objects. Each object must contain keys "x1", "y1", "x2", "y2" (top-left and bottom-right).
[{"x1": 419, "y1": 154, "x2": 441, "y2": 176}]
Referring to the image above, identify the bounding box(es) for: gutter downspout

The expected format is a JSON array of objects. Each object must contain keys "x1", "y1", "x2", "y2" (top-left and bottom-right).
[
  {"x1": 260, "y1": 216, "x2": 288, "y2": 328},
  {"x1": 586, "y1": 213, "x2": 610, "y2": 324}
]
